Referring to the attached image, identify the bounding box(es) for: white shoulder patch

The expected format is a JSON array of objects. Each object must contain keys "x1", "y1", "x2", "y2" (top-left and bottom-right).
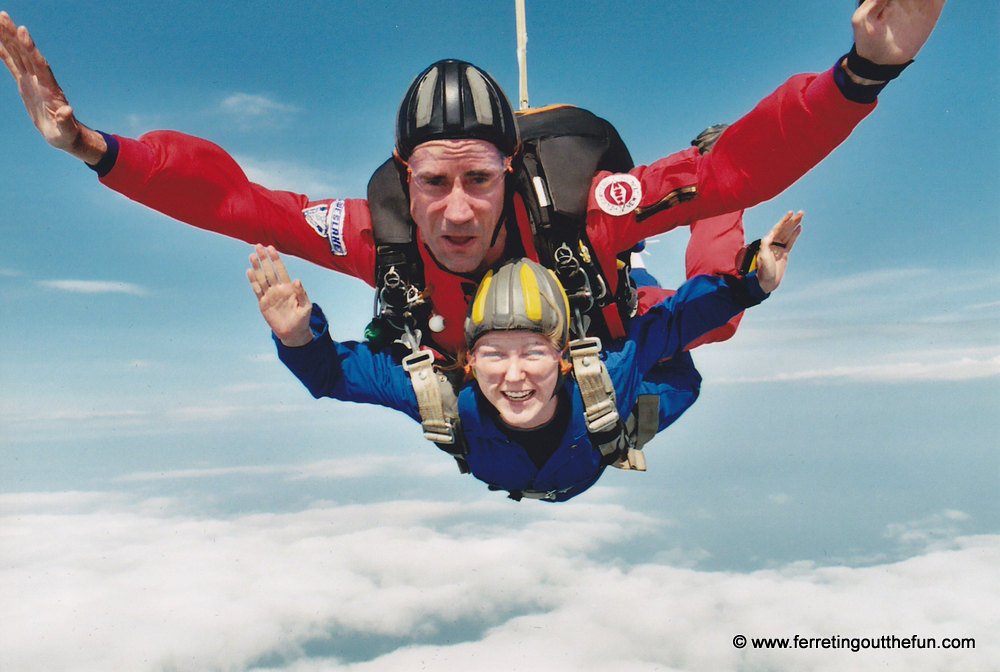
[
  {"x1": 303, "y1": 204, "x2": 329, "y2": 236},
  {"x1": 302, "y1": 201, "x2": 348, "y2": 256},
  {"x1": 595, "y1": 174, "x2": 642, "y2": 216}
]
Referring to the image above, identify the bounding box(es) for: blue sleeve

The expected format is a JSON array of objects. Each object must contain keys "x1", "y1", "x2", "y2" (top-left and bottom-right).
[
  {"x1": 273, "y1": 304, "x2": 422, "y2": 423},
  {"x1": 626, "y1": 272, "x2": 768, "y2": 377}
]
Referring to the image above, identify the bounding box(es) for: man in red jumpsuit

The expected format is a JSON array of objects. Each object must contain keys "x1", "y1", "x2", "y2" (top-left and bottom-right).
[{"x1": 0, "y1": 1, "x2": 945, "y2": 356}]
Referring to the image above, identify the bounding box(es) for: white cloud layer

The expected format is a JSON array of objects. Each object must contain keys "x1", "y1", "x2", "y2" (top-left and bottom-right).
[{"x1": 1, "y1": 492, "x2": 996, "y2": 672}]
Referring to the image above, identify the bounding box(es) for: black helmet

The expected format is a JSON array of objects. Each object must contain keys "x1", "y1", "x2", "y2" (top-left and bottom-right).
[
  {"x1": 396, "y1": 59, "x2": 519, "y2": 161},
  {"x1": 465, "y1": 258, "x2": 570, "y2": 351}
]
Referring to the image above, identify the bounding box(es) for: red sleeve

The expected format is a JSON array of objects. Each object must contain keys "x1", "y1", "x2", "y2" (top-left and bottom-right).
[
  {"x1": 694, "y1": 68, "x2": 876, "y2": 213},
  {"x1": 99, "y1": 131, "x2": 376, "y2": 286},
  {"x1": 588, "y1": 67, "x2": 877, "y2": 252}
]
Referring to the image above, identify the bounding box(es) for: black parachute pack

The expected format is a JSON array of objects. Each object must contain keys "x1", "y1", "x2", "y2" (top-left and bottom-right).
[{"x1": 365, "y1": 105, "x2": 638, "y2": 355}]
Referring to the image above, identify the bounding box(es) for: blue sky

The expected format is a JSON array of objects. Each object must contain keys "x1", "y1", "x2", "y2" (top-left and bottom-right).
[{"x1": 1, "y1": 1, "x2": 998, "y2": 670}]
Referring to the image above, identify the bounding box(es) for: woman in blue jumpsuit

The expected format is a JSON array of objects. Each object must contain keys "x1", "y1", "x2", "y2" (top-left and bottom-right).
[{"x1": 248, "y1": 213, "x2": 802, "y2": 501}]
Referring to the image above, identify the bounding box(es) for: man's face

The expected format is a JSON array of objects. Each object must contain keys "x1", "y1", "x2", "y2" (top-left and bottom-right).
[
  {"x1": 469, "y1": 331, "x2": 562, "y2": 429},
  {"x1": 407, "y1": 139, "x2": 508, "y2": 275}
]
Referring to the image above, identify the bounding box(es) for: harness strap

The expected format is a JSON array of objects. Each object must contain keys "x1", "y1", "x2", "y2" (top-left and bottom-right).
[
  {"x1": 401, "y1": 349, "x2": 470, "y2": 473},
  {"x1": 402, "y1": 350, "x2": 455, "y2": 443},
  {"x1": 568, "y1": 336, "x2": 620, "y2": 436}
]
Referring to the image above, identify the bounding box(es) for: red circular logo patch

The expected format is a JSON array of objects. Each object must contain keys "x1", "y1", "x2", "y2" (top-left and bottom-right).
[{"x1": 595, "y1": 174, "x2": 642, "y2": 216}]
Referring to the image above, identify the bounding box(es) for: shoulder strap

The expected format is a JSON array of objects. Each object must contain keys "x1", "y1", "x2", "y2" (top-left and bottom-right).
[
  {"x1": 401, "y1": 347, "x2": 470, "y2": 473},
  {"x1": 566, "y1": 334, "x2": 646, "y2": 470},
  {"x1": 365, "y1": 158, "x2": 431, "y2": 349},
  {"x1": 567, "y1": 336, "x2": 619, "y2": 434}
]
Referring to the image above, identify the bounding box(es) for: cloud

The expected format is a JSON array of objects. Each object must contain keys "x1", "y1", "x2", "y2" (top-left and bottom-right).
[
  {"x1": 764, "y1": 266, "x2": 998, "y2": 329},
  {"x1": 0, "y1": 493, "x2": 996, "y2": 672},
  {"x1": 234, "y1": 154, "x2": 346, "y2": 196},
  {"x1": 688, "y1": 263, "x2": 1000, "y2": 386},
  {"x1": 965, "y1": 301, "x2": 1000, "y2": 311},
  {"x1": 220, "y1": 92, "x2": 300, "y2": 129},
  {"x1": 782, "y1": 268, "x2": 933, "y2": 301},
  {"x1": 3, "y1": 407, "x2": 150, "y2": 425},
  {"x1": 715, "y1": 353, "x2": 1000, "y2": 384},
  {"x1": 885, "y1": 510, "x2": 974, "y2": 550},
  {"x1": 36, "y1": 279, "x2": 148, "y2": 295}
]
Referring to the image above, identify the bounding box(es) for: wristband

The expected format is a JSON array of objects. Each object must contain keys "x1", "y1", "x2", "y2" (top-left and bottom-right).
[
  {"x1": 86, "y1": 131, "x2": 120, "y2": 178},
  {"x1": 845, "y1": 44, "x2": 912, "y2": 81},
  {"x1": 833, "y1": 58, "x2": 885, "y2": 104}
]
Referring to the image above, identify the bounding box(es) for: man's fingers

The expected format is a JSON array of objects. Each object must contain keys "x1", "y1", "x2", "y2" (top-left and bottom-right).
[
  {"x1": 0, "y1": 19, "x2": 27, "y2": 76},
  {"x1": 21, "y1": 27, "x2": 57, "y2": 85},
  {"x1": 15, "y1": 25, "x2": 37, "y2": 76},
  {"x1": 0, "y1": 42, "x2": 15, "y2": 80}
]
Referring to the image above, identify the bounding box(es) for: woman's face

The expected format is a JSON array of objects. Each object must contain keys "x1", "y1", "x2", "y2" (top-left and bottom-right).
[{"x1": 468, "y1": 331, "x2": 562, "y2": 429}]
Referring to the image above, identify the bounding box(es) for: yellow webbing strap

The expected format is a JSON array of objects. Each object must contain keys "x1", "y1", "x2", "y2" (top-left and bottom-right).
[
  {"x1": 568, "y1": 336, "x2": 620, "y2": 436},
  {"x1": 401, "y1": 350, "x2": 456, "y2": 444}
]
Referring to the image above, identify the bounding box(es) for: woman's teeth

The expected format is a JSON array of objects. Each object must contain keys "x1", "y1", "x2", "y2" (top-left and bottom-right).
[{"x1": 503, "y1": 390, "x2": 534, "y2": 401}]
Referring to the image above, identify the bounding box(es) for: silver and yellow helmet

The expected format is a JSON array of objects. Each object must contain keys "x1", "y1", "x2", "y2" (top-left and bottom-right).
[{"x1": 464, "y1": 258, "x2": 570, "y2": 351}]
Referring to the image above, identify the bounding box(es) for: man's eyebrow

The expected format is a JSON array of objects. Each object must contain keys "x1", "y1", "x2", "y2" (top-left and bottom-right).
[
  {"x1": 411, "y1": 167, "x2": 447, "y2": 178},
  {"x1": 412, "y1": 163, "x2": 504, "y2": 178},
  {"x1": 465, "y1": 167, "x2": 500, "y2": 175}
]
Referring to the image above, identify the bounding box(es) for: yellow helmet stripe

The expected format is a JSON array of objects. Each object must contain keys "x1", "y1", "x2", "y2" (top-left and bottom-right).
[
  {"x1": 471, "y1": 270, "x2": 494, "y2": 324},
  {"x1": 520, "y1": 263, "x2": 542, "y2": 321}
]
